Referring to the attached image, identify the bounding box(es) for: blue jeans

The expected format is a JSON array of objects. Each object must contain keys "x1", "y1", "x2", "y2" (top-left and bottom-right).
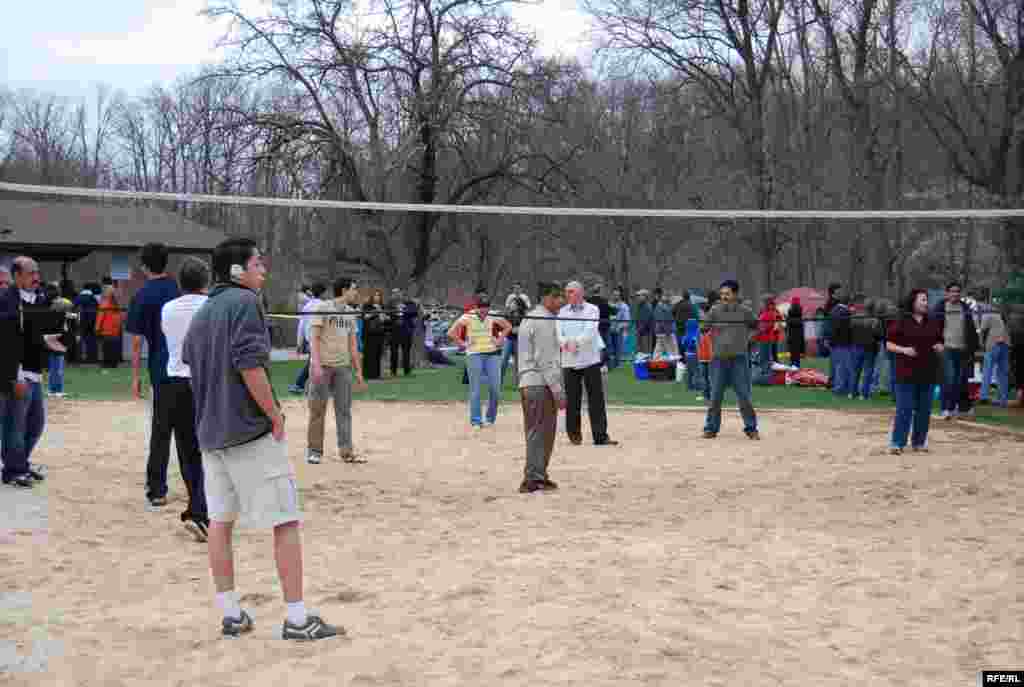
[
  {"x1": 831, "y1": 346, "x2": 854, "y2": 396},
  {"x1": 607, "y1": 331, "x2": 623, "y2": 369},
  {"x1": 467, "y1": 353, "x2": 502, "y2": 426},
  {"x1": 886, "y1": 352, "x2": 896, "y2": 395},
  {"x1": 891, "y1": 382, "x2": 934, "y2": 449},
  {"x1": 981, "y1": 343, "x2": 1010, "y2": 405},
  {"x1": 294, "y1": 359, "x2": 309, "y2": 389},
  {"x1": 941, "y1": 350, "x2": 971, "y2": 412},
  {"x1": 850, "y1": 346, "x2": 876, "y2": 399},
  {"x1": 48, "y1": 353, "x2": 65, "y2": 394},
  {"x1": 2, "y1": 381, "x2": 45, "y2": 480},
  {"x1": 685, "y1": 352, "x2": 700, "y2": 391},
  {"x1": 704, "y1": 355, "x2": 757, "y2": 435},
  {"x1": 499, "y1": 337, "x2": 518, "y2": 385}
]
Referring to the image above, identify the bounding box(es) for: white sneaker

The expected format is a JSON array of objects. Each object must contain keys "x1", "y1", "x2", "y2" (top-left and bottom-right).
[{"x1": 306, "y1": 449, "x2": 322, "y2": 464}]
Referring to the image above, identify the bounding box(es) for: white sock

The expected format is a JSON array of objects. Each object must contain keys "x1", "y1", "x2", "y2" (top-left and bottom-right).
[
  {"x1": 217, "y1": 591, "x2": 241, "y2": 620},
  {"x1": 286, "y1": 601, "x2": 307, "y2": 627}
]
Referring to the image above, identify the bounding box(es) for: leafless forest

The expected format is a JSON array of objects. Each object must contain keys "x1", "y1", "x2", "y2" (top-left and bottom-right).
[{"x1": 1, "y1": 0, "x2": 1022, "y2": 309}]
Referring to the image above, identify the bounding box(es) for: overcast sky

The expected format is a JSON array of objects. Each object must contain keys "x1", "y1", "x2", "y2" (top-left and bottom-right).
[{"x1": 2, "y1": 0, "x2": 593, "y2": 102}]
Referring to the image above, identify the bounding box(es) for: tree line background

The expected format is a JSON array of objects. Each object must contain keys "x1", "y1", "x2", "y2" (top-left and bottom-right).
[{"x1": 0, "y1": 0, "x2": 1021, "y2": 311}]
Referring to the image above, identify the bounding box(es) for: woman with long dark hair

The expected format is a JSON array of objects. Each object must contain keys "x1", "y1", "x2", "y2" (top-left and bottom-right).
[
  {"x1": 362, "y1": 290, "x2": 389, "y2": 379},
  {"x1": 886, "y1": 289, "x2": 944, "y2": 454}
]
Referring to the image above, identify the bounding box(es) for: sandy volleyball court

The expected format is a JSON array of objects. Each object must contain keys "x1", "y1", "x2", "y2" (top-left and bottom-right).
[{"x1": 2, "y1": 399, "x2": 1022, "y2": 686}]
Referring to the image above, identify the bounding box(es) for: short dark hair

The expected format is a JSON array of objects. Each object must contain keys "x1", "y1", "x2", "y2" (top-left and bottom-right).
[
  {"x1": 904, "y1": 288, "x2": 929, "y2": 313},
  {"x1": 828, "y1": 282, "x2": 842, "y2": 295},
  {"x1": 720, "y1": 279, "x2": 739, "y2": 293},
  {"x1": 139, "y1": 243, "x2": 169, "y2": 274},
  {"x1": 212, "y1": 238, "x2": 258, "y2": 283},
  {"x1": 310, "y1": 282, "x2": 327, "y2": 298},
  {"x1": 178, "y1": 257, "x2": 210, "y2": 294},
  {"x1": 333, "y1": 277, "x2": 356, "y2": 297},
  {"x1": 946, "y1": 280, "x2": 962, "y2": 291},
  {"x1": 539, "y1": 281, "x2": 563, "y2": 298}
]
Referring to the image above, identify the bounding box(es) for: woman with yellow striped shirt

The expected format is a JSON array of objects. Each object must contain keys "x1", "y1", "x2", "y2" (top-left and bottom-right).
[{"x1": 447, "y1": 294, "x2": 513, "y2": 429}]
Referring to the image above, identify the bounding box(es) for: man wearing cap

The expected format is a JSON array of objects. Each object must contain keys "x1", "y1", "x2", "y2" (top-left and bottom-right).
[
  {"x1": 703, "y1": 279, "x2": 760, "y2": 440},
  {"x1": 558, "y1": 281, "x2": 619, "y2": 446},
  {"x1": 634, "y1": 289, "x2": 654, "y2": 355}
]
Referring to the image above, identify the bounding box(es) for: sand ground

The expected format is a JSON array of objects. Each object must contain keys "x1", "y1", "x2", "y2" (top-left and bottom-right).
[{"x1": 1, "y1": 399, "x2": 1022, "y2": 686}]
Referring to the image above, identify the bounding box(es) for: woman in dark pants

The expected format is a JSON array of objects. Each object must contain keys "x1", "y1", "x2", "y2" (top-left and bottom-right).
[
  {"x1": 362, "y1": 290, "x2": 390, "y2": 380},
  {"x1": 786, "y1": 297, "x2": 805, "y2": 368},
  {"x1": 887, "y1": 289, "x2": 944, "y2": 454}
]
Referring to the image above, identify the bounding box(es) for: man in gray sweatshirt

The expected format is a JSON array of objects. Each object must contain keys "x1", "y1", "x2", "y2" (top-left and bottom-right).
[
  {"x1": 702, "y1": 279, "x2": 760, "y2": 440},
  {"x1": 182, "y1": 238, "x2": 341, "y2": 642},
  {"x1": 517, "y1": 282, "x2": 567, "y2": 493}
]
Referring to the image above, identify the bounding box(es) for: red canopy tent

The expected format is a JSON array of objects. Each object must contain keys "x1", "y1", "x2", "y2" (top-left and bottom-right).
[{"x1": 777, "y1": 287, "x2": 827, "y2": 315}]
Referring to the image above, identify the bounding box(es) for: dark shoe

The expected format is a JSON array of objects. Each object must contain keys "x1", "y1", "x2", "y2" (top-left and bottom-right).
[
  {"x1": 541, "y1": 479, "x2": 559, "y2": 490},
  {"x1": 184, "y1": 519, "x2": 209, "y2": 543},
  {"x1": 911, "y1": 446, "x2": 930, "y2": 453},
  {"x1": 519, "y1": 480, "x2": 546, "y2": 493},
  {"x1": 594, "y1": 438, "x2": 619, "y2": 446},
  {"x1": 282, "y1": 614, "x2": 343, "y2": 641},
  {"x1": 26, "y1": 468, "x2": 46, "y2": 482},
  {"x1": 222, "y1": 610, "x2": 254, "y2": 638},
  {"x1": 702, "y1": 432, "x2": 717, "y2": 439},
  {"x1": 888, "y1": 447, "x2": 903, "y2": 455},
  {"x1": 568, "y1": 434, "x2": 582, "y2": 446},
  {"x1": 745, "y1": 431, "x2": 761, "y2": 441},
  {"x1": 3, "y1": 474, "x2": 34, "y2": 488},
  {"x1": 148, "y1": 496, "x2": 168, "y2": 508}
]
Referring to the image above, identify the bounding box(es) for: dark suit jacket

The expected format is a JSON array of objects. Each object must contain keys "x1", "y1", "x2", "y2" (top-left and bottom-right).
[{"x1": 0, "y1": 287, "x2": 61, "y2": 394}]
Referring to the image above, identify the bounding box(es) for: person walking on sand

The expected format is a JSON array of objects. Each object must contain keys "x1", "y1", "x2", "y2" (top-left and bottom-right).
[
  {"x1": 182, "y1": 237, "x2": 342, "y2": 641},
  {"x1": 517, "y1": 282, "x2": 568, "y2": 493}
]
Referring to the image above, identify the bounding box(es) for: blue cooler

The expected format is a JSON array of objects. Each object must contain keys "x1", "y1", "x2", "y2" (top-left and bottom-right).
[{"x1": 634, "y1": 360, "x2": 650, "y2": 380}]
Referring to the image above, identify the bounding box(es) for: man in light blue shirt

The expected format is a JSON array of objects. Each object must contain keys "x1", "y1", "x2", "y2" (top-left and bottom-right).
[{"x1": 558, "y1": 281, "x2": 618, "y2": 447}]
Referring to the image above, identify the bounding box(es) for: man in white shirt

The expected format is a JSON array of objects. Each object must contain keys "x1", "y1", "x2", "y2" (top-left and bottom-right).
[
  {"x1": 558, "y1": 281, "x2": 618, "y2": 447},
  {"x1": 159, "y1": 257, "x2": 211, "y2": 542},
  {"x1": 290, "y1": 283, "x2": 326, "y2": 393},
  {"x1": 505, "y1": 283, "x2": 532, "y2": 310}
]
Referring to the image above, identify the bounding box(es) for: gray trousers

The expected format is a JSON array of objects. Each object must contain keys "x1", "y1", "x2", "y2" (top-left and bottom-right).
[
  {"x1": 521, "y1": 386, "x2": 557, "y2": 483},
  {"x1": 307, "y1": 365, "x2": 353, "y2": 453}
]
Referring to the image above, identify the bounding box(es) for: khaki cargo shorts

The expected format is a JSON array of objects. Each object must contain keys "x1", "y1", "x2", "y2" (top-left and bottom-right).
[{"x1": 203, "y1": 432, "x2": 302, "y2": 529}]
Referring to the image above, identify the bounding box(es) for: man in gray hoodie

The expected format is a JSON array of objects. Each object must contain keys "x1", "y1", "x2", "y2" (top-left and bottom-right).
[
  {"x1": 702, "y1": 279, "x2": 760, "y2": 440},
  {"x1": 182, "y1": 238, "x2": 341, "y2": 642}
]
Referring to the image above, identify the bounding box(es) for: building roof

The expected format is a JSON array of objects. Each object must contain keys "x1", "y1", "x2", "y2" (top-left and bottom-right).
[{"x1": 0, "y1": 198, "x2": 228, "y2": 261}]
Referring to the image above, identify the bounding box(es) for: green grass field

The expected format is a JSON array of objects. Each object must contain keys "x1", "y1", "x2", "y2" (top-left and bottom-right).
[{"x1": 53, "y1": 355, "x2": 1024, "y2": 430}]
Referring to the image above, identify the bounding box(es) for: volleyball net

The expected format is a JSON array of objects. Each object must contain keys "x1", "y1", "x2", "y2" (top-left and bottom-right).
[{"x1": 0, "y1": 181, "x2": 1015, "y2": 336}]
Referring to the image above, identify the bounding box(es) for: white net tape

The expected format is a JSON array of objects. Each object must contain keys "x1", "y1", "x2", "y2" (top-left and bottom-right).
[{"x1": 2, "y1": 182, "x2": 1024, "y2": 219}]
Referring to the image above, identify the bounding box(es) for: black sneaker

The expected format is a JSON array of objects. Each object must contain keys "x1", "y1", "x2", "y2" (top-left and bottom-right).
[
  {"x1": 27, "y1": 464, "x2": 46, "y2": 481},
  {"x1": 282, "y1": 614, "x2": 343, "y2": 641},
  {"x1": 3, "y1": 474, "x2": 33, "y2": 488},
  {"x1": 745, "y1": 431, "x2": 761, "y2": 441},
  {"x1": 184, "y1": 519, "x2": 209, "y2": 543},
  {"x1": 222, "y1": 610, "x2": 254, "y2": 638}
]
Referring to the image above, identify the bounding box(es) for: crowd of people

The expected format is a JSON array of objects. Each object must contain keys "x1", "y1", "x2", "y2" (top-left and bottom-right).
[{"x1": 4, "y1": 239, "x2": 1024, "y2": 642}]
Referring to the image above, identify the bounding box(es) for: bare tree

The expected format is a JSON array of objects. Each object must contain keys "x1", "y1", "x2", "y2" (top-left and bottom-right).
[{"x1": 587, "y1": 0, "x2": 787, "y2": 294}]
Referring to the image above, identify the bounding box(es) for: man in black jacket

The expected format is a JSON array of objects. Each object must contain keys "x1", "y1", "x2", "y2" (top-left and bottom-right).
[
  {"x1": 588, "y1": 283, "x2": 612, "y2": 368},
  {"x1": 931, "y1": 281, "x2": 981, "y2": 418},
  {"x1": 0, "y1": 256, "x2": 66, "y2": 488}
]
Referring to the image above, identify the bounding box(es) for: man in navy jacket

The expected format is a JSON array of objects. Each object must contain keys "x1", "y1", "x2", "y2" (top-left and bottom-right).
[{"x1": 0, "y1": 256, "x2": 66, "y2": 488}]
